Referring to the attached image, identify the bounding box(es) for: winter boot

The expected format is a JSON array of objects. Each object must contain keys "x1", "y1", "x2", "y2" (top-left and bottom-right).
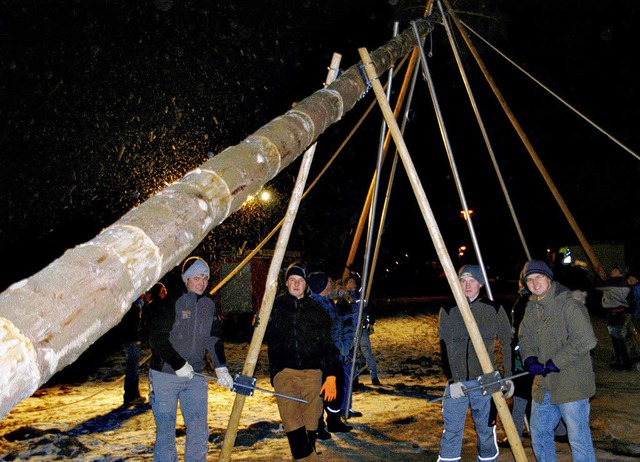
[
  {"x1": 611, "y1": 336, "x2": 632, "y2": 370},
  {"x1": 286, "y1": 426, "x2": 318, "y2": 461},
  {"x1": 326, "y1": 412, "x2": 352, "y2": 433},
  {"x1": 307, "y1": 430, "x2": 318, "y2": 452},
  {"x1": 316, "y1": 417, "x2": 331, "y2": 440}
]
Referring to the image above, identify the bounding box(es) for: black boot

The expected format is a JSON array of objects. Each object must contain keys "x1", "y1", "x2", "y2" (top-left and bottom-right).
[
  {"x1": 612, "y1": 336, "x2": 632, "y2": 370},
  {"x1": 285, "y1": 426, "x2": 314, "y2": 460},
  {"x1": 317, "y1": 416, "x2": 331, "y2": 440},
  {"x1": 307, "y1": 430, "x2": 317, "y2": 452},
  {"x1": 326, "y1": 412, "x2": 352, "y2": 433}
]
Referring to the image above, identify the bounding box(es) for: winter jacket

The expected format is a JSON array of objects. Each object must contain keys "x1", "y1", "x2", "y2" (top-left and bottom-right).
[
  {"x1": 518, "y1": 281, "x2": 597, "y2": 405},
  {"x1": 266, "y1": 292, "x2": 341, "y2": 382},
  {"x1": 596, "y1": 276, "x2": 630, "y2": 310},
  {"x1": 149, "y1": 290, "x2": 226, "y2": 374},
  {"x1": 119, "y1": 297, "x2": 144, "y2": 344},
  {"x1": 438, "y1": 295, "x2": 512, "y2": 382}
]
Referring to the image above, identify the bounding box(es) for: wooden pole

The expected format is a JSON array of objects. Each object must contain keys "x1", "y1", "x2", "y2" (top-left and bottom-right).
[
  {"x1": 358, "y1": 46, "x2": 528, "y2": 462},
  {"x1": 441, "y1": 0, "x2": 606, "y2": 279},
  {"x1": 217, "y1": 53, "x2": 342, "y2": 462},
  {"x1": 342, "y1": 47, "x2": 422, "y2": 281},
  {"x1": 0, "y1": 20, "x2": 433, "y2": 420}
]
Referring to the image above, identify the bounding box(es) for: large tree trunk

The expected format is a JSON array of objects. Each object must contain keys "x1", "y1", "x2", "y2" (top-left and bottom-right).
[{"x1": 0, "y1": 20, "x2": 432, "y2": 419}]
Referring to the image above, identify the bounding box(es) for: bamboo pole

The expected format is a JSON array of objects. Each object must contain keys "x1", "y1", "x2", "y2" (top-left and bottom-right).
[
  {"x1": 0, "y1": 20, "x2": 433, "y2": 420},
  {"x1": 217, "y1": 53, "x2": 342, "y2": 462},
  {"x1": 441, "y1": 0, "x2": 606, "y2": 279},
  {"x1": 358, "y1": 46, "x2": 528, "y2": 462}
]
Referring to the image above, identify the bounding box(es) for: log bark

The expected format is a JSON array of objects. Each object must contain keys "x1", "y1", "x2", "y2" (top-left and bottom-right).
[{"x1": 0, "y1": 19, "x2": 433, "y2": 419}]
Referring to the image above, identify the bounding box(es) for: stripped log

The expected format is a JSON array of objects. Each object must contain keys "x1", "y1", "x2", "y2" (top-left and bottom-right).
[{"x1": 0, "y1": 19, "x2": 433, "y2": 419}]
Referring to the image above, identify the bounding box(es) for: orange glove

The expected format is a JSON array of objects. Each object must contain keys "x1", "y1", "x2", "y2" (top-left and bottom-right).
[{"x1": 320, "y1": 376, "x2": 337, "y2": 401}]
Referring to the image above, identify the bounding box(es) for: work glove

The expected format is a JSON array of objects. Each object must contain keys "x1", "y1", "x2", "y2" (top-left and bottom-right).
[
  {"x1": 502, "y1": 379, "x2": 515, "y2": 399},
  {"x1": 320, "y1": 376, "x2": 337, "y2": 401},
  {"x1": 175, "y1": 362, "x2": 194, "y2": 379},
  {"x1": 449, "y1": 381, "x2": 466, "y2": 399},
  {"x1": 524, "y1": 356, "x2": 546, "y2": 376},
  {"x1": 215, "y1": 366, "x2": 234, "y2": 389},
  {"x1": 544, "y1": 359, "x2": 560, "y2": 374}
]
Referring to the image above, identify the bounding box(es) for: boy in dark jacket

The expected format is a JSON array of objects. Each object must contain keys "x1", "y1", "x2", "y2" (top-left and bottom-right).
[{"x1": 266, "y1": 263, "x2": 340, "y2": 462}]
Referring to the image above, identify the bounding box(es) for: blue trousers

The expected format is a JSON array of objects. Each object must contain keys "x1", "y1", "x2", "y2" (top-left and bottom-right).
[
  {"x1": 530, "y1": 391, "x2": 595, "y2": 462},
  {"x1": 149, "y1": 369, "x2": 209, "y2": 462},
  {"x1": 438, "y1": 379, "x2": 499, "y2": 462}
]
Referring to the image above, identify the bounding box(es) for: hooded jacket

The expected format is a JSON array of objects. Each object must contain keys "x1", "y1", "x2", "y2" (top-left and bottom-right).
[
  {"x1": 518, "y1": 281, "x2": 597, "y2": 404},
  {"x1": 149, "y1": 290, "x2": 226, "y2": 374}
]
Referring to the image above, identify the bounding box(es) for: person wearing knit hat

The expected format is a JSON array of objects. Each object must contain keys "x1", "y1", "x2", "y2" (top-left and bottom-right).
[
  {"x1": 522, "y1": 259, "x2": 554, "y2": 282},
  {"x1": 519, "y1": 259, "x2": 597, "y2": 461},
  {"x1": 458, "y1": 264, "x2": 486, "y2": 287},
  {"x1": 307, "y1": 272, "x2": 329, "y2": 295},
  {"x1": 437, "y1": 264, "x2": 513, "y2": 462},
  {"x1": 266, "y1": 263, "x2": 342, "y2": 461},
  {"x1": 181, "y1": 256, "x2": 211, "y2": 285},
  {"x1": 147, "y1": 256, "x2": 232, "y2": 461},
  {"x1": 285, "y1": 262, "x2": 307, "y2": 281}
]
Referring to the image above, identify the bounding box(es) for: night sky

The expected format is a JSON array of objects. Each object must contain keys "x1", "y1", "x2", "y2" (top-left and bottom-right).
[{"x1": 1, "y1": 0, "x2": 639, "y2": 295}]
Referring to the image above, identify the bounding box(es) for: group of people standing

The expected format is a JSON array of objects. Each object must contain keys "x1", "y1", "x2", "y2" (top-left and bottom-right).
[
  {"x1": 437, "y1": 258, "x2": 630, "y2": 462},
  {"x1": 122, "y1": 252, "x2": 632, "y2": 461},
  {"x1": 130, "y1": 256, "x2": 380, "y2": 462}
]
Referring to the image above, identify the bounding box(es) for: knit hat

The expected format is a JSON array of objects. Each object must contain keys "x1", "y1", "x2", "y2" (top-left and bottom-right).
[
  {"x1": 522, "y1": 260, "x2": 553, "y2": 281},
  {"x1": 285, "y1": 262, "x2": 307, "y2": 280},
  {"x1": 182, "y1": 257, "x2": 210, "y2": 283},
  {"x1": 307, "y1": 272, "x2": 329, "y2": 294},
  {"x1": 458, "y1": 264, "x2": 485, "y2": 286}
]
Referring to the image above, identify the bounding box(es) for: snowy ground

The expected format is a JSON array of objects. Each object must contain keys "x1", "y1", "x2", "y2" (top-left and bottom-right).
[{"x1": 1, "y1": 303, "x2": 639, "y2": 461}]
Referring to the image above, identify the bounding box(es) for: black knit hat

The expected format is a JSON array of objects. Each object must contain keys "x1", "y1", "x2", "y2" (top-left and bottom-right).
[
  {"x1": 285, "y1": 262, "x2": 307, "y2": 280},
  {"x1": 522, "y1": 260, "x2": 553, "y2": 281},
  {"x1": 307, "y1": 272, "x2": 329, "y2": 294}
]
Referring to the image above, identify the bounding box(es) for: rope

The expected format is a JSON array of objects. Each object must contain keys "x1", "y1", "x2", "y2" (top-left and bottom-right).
[
  {"x1": 438, "y1": 2, "x2": 532, "y2": 261},
  {"x1": 26, "y1": 352, "x2": 153, "y2": 410},
  {"x1": 460, "y1": 19, "x2": 640, "y2": 163}
]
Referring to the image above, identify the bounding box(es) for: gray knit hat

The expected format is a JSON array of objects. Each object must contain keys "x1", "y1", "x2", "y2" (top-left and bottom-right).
[
  {"x1": 182, "y1": 257, "x2": 210, "y2": 283},
  {"x1": 458, "y1": 264, "x2": 486, "y2": 286}
]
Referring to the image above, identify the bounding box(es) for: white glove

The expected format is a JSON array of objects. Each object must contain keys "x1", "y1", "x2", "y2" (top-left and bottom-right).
[
  {"x1": 175, "y1": 362, "x2": 194, "y2": 379},
  {"x1": 502, "y1": 380, "x2": 515, "y2": 399},
  {"x1": 215, "y1": 366, "x2": 234, "y2": 389},
  {"x1": 449, "y1": 381, "x2": 466, "y2": 399}
]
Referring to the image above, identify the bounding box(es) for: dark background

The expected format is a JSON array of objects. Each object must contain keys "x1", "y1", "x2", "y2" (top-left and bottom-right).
[{"x1": 1, "y1": 0, "x2": 639, "y2": 297}]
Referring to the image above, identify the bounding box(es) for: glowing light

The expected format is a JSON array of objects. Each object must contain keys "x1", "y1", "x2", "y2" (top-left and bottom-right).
[
  {"x1": 259, "y1": 190, "x2": 271, "y2": 202},
  {"x1": 460, "y1": 209, "x2": 474, "y2": 221}
]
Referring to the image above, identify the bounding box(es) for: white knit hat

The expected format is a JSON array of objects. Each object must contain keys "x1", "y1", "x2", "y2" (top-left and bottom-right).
[{"x1": 182, "y1": 257, "x2": 210, "y2": 283}]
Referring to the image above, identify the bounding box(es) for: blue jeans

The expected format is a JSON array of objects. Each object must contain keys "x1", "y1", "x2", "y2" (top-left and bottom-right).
[
  {"x1": 359, "y1": 329, "x2": 379, "y2": 380},
  {"x1": 149, "y1": 369, "x2": 209, "y2": 462},
  {"x1": 438, "y1": 379, "x2": 498, "y2": 462},
  {"x1": 123, "y1": 342, "x2": 141, "y2": 402},
  {"x1": 530, "y1": 391, "x2": 596, "y2": 462}
]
